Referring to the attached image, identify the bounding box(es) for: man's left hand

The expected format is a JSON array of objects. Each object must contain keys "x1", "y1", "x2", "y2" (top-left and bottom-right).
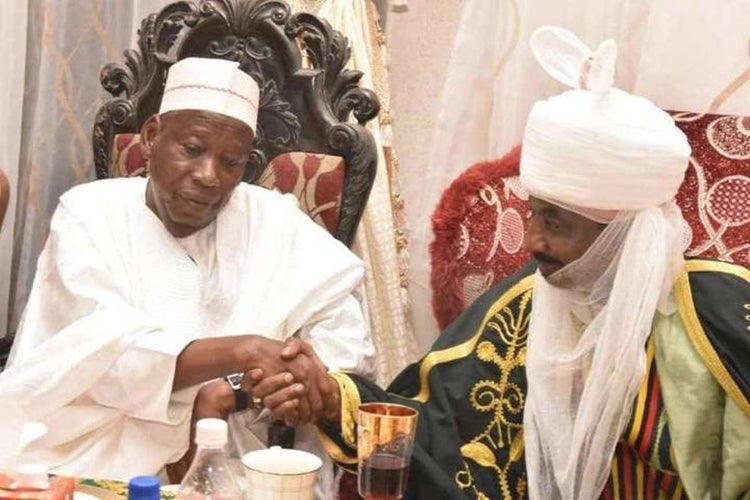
[{"x1": 242, "y1": 338, "x2": 340, "y2": 426}]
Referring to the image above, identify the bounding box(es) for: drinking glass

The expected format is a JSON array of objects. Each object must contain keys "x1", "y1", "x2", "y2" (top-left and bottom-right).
[{"x1": 357, "y1": 403, "x2": 419, "y2": 500}]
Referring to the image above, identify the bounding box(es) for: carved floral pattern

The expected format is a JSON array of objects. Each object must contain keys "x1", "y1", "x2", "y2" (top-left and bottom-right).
[{"x1": 93, "y1": 0, "x2": 379, "y2": 246}]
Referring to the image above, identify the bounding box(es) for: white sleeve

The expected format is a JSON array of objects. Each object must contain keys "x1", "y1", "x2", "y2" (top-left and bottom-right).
[
  {"x1": 4, "y1": 201, "x2": 193, "y2": 425},
  {"x1": 275, "y1": 201, "x2": 375, "y2": 379},
  {"x1": 300, "y1": 287, "x2": 376, "y2": 379}
]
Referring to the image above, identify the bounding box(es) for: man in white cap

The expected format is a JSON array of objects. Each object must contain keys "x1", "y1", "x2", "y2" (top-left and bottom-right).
[
  {"x1": 254, "y1": 27, "x2": 750, "y2": 499},
  {"x1": 0, "y1": 57, "x2": 374, "y2": 492}
]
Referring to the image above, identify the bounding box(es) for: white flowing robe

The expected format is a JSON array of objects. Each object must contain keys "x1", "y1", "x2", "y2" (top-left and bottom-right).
[{"x1": 0, "y1": 177, "x2": 374, "y2": 482}]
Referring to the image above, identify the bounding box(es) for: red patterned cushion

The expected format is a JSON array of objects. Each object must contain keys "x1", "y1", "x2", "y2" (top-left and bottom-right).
[
  {"x1": 257, "y1": 152, "x2": 345, "y2": 235},
  {"x1": 671, "y1": 112, "x2": 750, "y2": 263},
  {"x1": 430, "y1": 112, "x2": 750, "y2": 329},
  {"x1": 430, "y1": 146, "x2": 530, "y2": 330},
  {"x1": 109, "y1": 134, "x2": 345, "y2": 236},
  {"x1": 111, "y1": 133, "x2": 147, "y2": 177}
]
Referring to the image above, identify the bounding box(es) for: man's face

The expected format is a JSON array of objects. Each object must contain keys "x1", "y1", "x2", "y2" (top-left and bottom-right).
[
  {"x1": 522, "y1": 196, "x2": 606, "y2": 277},
  {"x1": 141, "y1": 110, "x2": 254, "y2": 237}
]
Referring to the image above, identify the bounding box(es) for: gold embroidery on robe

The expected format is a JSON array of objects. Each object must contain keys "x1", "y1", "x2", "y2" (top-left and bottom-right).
[{"x1": 456, "y1": 290, "x2": 532, "y2": 498}]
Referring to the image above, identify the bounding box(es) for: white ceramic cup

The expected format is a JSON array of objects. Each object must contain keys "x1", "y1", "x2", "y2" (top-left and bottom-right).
[{"x1": 241, "y1": 446, "x2": 322, "y2": 500}]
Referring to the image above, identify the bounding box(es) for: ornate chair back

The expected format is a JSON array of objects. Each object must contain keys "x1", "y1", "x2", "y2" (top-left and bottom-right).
[{"x1": 93, "y1": 0, "x2": 380, "y2": 246}]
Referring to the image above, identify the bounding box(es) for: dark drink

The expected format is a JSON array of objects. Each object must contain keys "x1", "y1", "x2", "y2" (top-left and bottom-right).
[{"x1": 359, "y1": 453, "x2": 410, "y2": 500}]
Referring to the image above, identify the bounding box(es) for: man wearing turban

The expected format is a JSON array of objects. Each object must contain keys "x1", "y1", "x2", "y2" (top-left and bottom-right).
[{"x1": 249, "y1": 26, "x2": 750, "y2": 499}]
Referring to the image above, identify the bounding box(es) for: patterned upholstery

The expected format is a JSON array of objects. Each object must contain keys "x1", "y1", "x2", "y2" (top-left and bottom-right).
[
  {"x1": 110, "y1": 134, "x2": 147, "y2": 178},
  {"x1": 257, "y1": 152, "x2": 344, "y2": 235},
  {"x1": 429, "y1": 112, "x2": 750, "y2": 329},
  {"x1": 110, "y1": 133, "x2": 345, "y2": 235}
]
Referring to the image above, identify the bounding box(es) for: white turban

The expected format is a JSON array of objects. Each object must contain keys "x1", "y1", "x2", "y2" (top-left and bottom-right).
[
  {"x1": 520, "y1": 26, "x2": 691, "y2": 213},
  {"x1": 521, "y1": 27, "x2": 691, "y2": 500},
  {"x1": 159, "y1": 57, "x2": 260, "y2": 134}
]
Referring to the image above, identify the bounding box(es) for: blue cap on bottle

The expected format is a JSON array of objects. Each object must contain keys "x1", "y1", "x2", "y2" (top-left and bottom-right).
[{"x1": 128, "y1": 475, "x2": 161, "y2": 500}]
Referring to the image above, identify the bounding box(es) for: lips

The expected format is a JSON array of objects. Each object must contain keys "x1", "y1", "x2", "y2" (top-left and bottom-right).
[
  {"x1": 536, "y1": 261, "x2": 561, "y2": 276},
  {"x1": 533, "y1": 253, "x2": 563, "y2": 276},
  {"x1": 179, "y1": 192, "x2": 217, "y2": 207}
]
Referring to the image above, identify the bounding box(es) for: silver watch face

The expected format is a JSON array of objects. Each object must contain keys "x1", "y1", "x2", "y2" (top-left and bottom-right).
[{"x1": 226, "y1": 373, "x2": 243, "y2": 390}]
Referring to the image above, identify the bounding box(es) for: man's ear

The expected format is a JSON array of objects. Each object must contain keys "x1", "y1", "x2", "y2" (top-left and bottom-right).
[{"x1": 140, "y1": 115, "x2": 162, "y2": 159}]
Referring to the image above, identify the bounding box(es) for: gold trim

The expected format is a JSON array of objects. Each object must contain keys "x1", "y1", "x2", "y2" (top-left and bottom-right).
[
  {"x1": 672, "y1": 482, "x2": 684, "y2": 500},
  {"x1": 412, "y1": 275, "x2": 535, "y2": 403},
  {"x1": 610, "y1": 453, "x2": 620, "y2": 498},
  {"x1": 684, "y1": 259, "x2": 750, "y2": 281},
  {"x1": 627, "y1": 336, "x2": 655, "y2": 445},
  {"x1": 329, "y1": 371, "x2": 361, "y2": 448},
  {"x1": 674, "y1": 263, "x2": 750, "y2": 417},
  {"x1": 314, "y1": 427, "x2": 358, "y2": 465}
]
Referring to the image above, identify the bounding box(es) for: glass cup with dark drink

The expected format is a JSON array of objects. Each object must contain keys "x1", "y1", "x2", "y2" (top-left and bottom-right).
[{"x1": 357, "y1": 402, "x2": 419, "y2": 500}]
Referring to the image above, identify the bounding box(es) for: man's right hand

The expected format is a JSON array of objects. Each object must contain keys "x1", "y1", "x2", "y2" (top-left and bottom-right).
[
  {"x1": 238, "y1": 336, "x2": 332, "y2": 422},
  {"x1": 242, "y1": 338, "x2": 341, "y2": 426},
  {"x1": 174, "y1": 334, "x2": 337, "y2": 423}
]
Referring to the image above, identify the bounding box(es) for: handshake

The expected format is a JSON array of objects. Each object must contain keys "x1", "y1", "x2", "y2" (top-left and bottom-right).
[
  {"x1": 235, "y1": 335, "x2": 341, "y2": 426},
  {"x1": 168, "y1": 335, "x2": 341, "y2": 483}
]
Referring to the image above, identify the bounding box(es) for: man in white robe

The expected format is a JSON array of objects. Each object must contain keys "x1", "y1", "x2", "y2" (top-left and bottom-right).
[{"x1": 0, "y1": 57, "x2": 374, "y2": 490}]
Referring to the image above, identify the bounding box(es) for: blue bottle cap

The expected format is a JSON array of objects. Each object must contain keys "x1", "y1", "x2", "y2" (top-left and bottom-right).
[{"x1": 128, "y1": 475, "x2": 161, "y2": 500}]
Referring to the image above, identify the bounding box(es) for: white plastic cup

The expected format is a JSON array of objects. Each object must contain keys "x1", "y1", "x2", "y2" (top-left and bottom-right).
[{"x1": 241, "y1": 446, "x2": 322, "y2": 500}]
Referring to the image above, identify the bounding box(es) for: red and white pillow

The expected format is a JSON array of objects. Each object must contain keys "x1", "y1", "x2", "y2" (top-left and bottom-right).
[
  {"x1": 429, "y1": 112, "x2": 750, "y2": 328},
  {"x1": 109, "y1": 133, "x2": 345, "y2": 236}
]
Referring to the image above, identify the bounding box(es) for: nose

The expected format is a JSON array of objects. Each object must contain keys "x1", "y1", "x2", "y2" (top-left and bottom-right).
[
  {"x1": 522, "y1": 217, "x2": 547, "y2": 254},
  {"x1": 192, "y1": 156, "x2": 220, "y2": 188}
]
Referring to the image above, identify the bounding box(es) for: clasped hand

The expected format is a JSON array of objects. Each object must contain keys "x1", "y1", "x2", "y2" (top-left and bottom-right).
[{"x1": 241, "y1": 336, "x2": 339, "y2": 426}]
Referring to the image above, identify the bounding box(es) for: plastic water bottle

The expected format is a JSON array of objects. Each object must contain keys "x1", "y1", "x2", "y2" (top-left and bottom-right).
[
  {"x1": 128, "y1": 476, "x2": 160, "y2": 500},
  {"x1": 176, "y1": 418, "x2": 243, "y2": 500}
]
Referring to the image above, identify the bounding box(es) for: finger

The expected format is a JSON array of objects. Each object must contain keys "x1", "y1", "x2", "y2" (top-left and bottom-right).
[
  {"x1": 299, "y1": 343, "x2": 332, "y2": 392},
  {"x1": 321, "y1": 376, "x2": 340, "y2": 420},
  {"x1": 251, "y1": 372, "x2": 294, "y2": 400},
  {"x1": 292, "y1": 358, "x2": 324, "y2": 415},
  {"x1": 269, "y1": 401, "x2": 301, "y2": 425},
  {"x1": 284, "y1": 411, "x2": 302, "y2": 427},
  {"x1": 296, "y1": 393, "x2": 312, "y2": 423},
  {"x1": 240, "y1": 369, "x2": 264, "y2": 392},
  {"x1": 263, "y1": 383, "x2": 305, "y2": 410},
  {"x1": 289, "y1": 340, "x2": 322, "y2": 363},
  {"x1": 280, "y1": 337, "x2": 304, "y2": 360},
  {"x1": 308, "y1": 382, "x2": 324, "y2": 415}
]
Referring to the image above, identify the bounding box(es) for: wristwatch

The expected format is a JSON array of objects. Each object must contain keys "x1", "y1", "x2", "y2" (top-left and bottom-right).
[{"x1": 226, "y1": 373, "x2": 250, "y2": 412}]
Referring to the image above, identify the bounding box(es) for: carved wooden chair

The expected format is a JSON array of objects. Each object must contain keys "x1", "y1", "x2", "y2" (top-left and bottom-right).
[{"x1": 93, "y1": 0, "x2": 380, "y2": 246}]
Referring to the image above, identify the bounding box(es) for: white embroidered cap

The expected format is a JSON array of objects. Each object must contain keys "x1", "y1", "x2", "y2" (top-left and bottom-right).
[
  {"x1": 520, "y1": 26, "x2": 691, "y2": 214},
  {"x1": 159, "y1": 57, "x2": 260, "y2": 133}
]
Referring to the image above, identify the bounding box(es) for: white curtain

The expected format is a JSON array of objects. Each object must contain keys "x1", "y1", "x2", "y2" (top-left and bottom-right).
[
  {"x1": 0, "y1": 1, "x2": 29, "y2": 338},
  {"x1": 6, "y1": 1, "x2": 164, "y2": 335},
  {"x1": 290, "y1": 0, "x2": 418, "y2": 384},
  {"x1": 401, "y1": 0, "x2": 750, "y2": 348},
  {"x1": 4, "y1": 1, "x2": 151, "y2": 337}
]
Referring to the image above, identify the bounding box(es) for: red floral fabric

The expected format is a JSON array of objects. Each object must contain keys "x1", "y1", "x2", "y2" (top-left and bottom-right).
[
  {"x1": 429, "y1": 112, "x2": 750, "y2": 329},
  {"x1": 257, "y1": 152, "x2": 345, "y2": 235},
  {"x1": 671, "y1": 112, "x2": 750, "y2": 264},
  {"x1": 111, "y1": 133, "x2": 147, "y2": 178},
  {"x1": 430, "y1": 145, "x2": 530, "y2": 330},
  {"x1": 109, "y1": 134, "x2": 345, "y2": 235}
]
